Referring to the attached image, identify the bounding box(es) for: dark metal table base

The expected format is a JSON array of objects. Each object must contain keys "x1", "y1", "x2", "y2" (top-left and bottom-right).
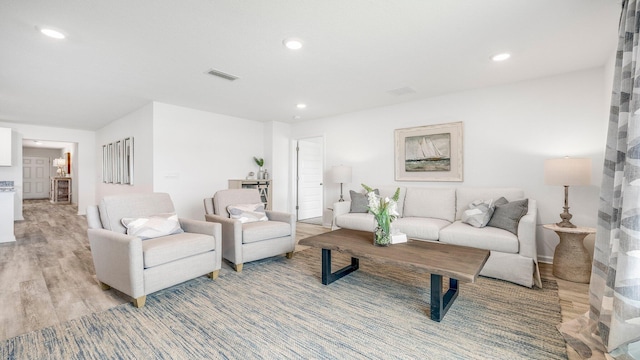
[{"x1": 320, "y1": 248, "x2": 460, "y2": 322}]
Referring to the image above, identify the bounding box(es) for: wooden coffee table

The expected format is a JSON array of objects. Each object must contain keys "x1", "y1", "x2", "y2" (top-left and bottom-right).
[{"x1": 298, "y1": 228, "x2": 490, "y2": 322}]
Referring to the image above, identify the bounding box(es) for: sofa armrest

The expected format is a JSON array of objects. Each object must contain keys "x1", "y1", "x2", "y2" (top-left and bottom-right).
[
  {"x1": 205, "y1": 213, "x2": 243, "y2": 265},
  {"x1": 87, "y1": 228, "x2": 144, "y2": 298},
  {"x1": 517, "y1": 199, "x2": 541, "y2": 287},
  {"x1": 180, "y1": 218, "x2": 221, "y2": 239},
  {"x1": 332, "y1": 201, "x2": 352, "y2": 229},
  {"x1": 265, "y1": 210, "x2": 294, "y2": 224}
]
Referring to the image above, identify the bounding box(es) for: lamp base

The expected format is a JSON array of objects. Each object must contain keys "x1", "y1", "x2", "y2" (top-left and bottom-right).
[{"x1": 556, "y1": 207, "x2": 576, "y2": 228}]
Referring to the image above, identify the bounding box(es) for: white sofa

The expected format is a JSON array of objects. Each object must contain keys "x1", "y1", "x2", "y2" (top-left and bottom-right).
[{"x1": 332, "y1": 186, "x2": 541, "y2": 288}]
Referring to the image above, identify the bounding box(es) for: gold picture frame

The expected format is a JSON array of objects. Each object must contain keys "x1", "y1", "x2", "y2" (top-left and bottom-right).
[{"x1": 394, "y1": 122, "x2": 463, "y2": 181}]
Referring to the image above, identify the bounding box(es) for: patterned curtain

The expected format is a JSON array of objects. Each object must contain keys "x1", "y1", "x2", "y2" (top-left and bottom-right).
[{"x1": 592, "y1": 0, "x2": 640, "y2": 353}]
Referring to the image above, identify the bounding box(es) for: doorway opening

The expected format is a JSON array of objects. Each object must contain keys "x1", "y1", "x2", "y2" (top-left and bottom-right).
[
  {"x1": 295, "y1": 136, "x2": 324, "y2": 224},
  {"x1": 22, "y1": 139, "x2": 77, "y2": 202}
]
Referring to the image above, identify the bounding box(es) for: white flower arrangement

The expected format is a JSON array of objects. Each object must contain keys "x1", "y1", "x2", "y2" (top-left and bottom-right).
[{"x1": 362, "y1": 184, "x2": 400, "y2": 245}]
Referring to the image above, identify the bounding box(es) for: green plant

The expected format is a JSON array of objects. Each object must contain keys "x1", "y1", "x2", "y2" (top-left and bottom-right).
[{"x1": 253, "y1": 157, "x2": 264, "y2": 167}]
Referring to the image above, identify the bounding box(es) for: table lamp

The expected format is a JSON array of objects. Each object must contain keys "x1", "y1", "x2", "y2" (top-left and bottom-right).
[
  {"x1": 53, "y1": 157, "x2": 67, "y2": 177},
  {"x1": 544, "y1": 157, "x2": 591, "y2": 228},
  {"x1": 331, "y1": 165, "x2": 352, "y2": 202}
]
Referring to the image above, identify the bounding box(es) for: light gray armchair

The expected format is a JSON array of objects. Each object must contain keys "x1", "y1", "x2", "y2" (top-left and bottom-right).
[
  {"x1": 86, "y1": 192, "x2": 222, "y2": 307},
  {"x1": 203, "y1": 189, "x2": 295, "y2": 272}
]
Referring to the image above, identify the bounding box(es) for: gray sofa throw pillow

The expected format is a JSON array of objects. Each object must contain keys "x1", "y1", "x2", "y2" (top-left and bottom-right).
[
  {"x1": 487, "y1": 197, "x2": 528, "y2": 235},
  {"x1": 349, "y1": 189, "x2": 379, "y2": 213},
  {"x1": 461, "y1": 199, "x2": 495, "y2": 228}
]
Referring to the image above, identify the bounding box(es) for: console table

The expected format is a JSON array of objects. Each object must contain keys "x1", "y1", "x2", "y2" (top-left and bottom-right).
[{"x1": 50, "y1": 177, "x2": 72, "y2": 204}]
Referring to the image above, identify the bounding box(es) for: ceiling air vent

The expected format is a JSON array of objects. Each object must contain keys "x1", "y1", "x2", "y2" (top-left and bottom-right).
[
  {"x1": 205, "y1": 68, "x2": 239, "y2": 81},
  {"x1": 387, "y1": 86, "x2": 417, "y2": 96}
]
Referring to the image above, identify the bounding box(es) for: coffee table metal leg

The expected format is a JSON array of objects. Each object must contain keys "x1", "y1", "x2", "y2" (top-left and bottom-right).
[
  {"x1": 321, "y1": 249, "x2": 359, "y2": 285},
  {"x1": 430, "y1": 274, "x2": 459, "y2": 322}
]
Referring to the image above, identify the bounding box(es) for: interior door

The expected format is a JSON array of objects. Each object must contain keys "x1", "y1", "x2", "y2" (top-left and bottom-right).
[
  {"x1": 23, "y1": 157, "x2": 50, "y2": 199},
  {"x1": 297, "y1": 138, "x2": 324, "y2": 220}
]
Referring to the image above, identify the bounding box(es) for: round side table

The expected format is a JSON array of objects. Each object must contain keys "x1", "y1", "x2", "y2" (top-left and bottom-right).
[{"x1": 543, "y1": 224, "x2": 596, "y2": 283}]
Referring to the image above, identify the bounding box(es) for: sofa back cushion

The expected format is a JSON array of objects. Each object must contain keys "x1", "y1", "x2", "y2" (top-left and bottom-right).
[
  {"x1": 455, "y1": 187, "x2": 524, "y2": 220},
  {"x1": 403, "y1": 187, "x2": 456, "y2": 222},
  {"x1": 98, "y1": 192, "x2": 176, "y2": 234}
]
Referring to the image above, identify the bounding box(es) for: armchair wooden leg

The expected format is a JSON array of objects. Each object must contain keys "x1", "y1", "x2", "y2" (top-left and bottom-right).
[
  {"x1": 208, "y1": 270, "x2": 219, "y2": 279},
  {"x1": 286, "y1": 251, "x2": 294, "y2": 259},
  {"x1": 99, "y1": 281, "x2": 111, "y2": 291},
  {"x1": 234, "y1": 263, "x2": 243, "y2": 272},
  {"x1": 133, "y1": 296, "x2": 146, "y2": 308}
]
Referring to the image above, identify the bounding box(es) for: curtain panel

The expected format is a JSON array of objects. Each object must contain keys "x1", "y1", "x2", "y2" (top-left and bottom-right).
[{"x1": 592, "y1": 0, "x2": 640, "y2": 352}]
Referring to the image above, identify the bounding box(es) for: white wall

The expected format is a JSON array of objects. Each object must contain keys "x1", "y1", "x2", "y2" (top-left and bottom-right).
[
  {"x1": 265, "y1": 121, "x2": 292, "y2": 212},
  {"x1": 95, "y1": 103, "x2": 154, "y2": 201},
  {"x1": 0, "y1": 122, "x2": 95, "y2": 216},
  {"x1": 152, "y1": 102, "x2": 265, "y2": 220},
  {"x1": 291, "y1": 67, "x2": 607, "y2": 262}
]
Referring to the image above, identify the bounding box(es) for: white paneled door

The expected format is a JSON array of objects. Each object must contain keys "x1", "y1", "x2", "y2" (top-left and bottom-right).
[
  {"x1": 23, "y1": 157, "x2": 50, "y2": 199},
  {"x1": 297, "y1": 138, "x2": 324, "y2": 220}
]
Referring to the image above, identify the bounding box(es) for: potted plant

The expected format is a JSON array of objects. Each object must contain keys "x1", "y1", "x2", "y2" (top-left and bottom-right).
[{"x1": 254, "y1": 157, "x2": 265, "y2": 179}]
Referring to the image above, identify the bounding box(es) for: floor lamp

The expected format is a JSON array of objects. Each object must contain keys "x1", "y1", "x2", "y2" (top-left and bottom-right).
[
  {"x1": 331, "y1": 165, "x2": 352, "y2": 202},
  {"x1": 544, "y1": 157, "x2": 591, "y2": 228}
]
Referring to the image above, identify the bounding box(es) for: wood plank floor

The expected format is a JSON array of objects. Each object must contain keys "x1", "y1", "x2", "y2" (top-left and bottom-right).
[{"x1": 0, "y1": 201, "x2": 588, "y2": 359}]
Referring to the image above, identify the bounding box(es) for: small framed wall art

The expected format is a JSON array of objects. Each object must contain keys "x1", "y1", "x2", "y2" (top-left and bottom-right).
[{"x1": 394, "y1": 121, "x2": 463, "y2": 181}]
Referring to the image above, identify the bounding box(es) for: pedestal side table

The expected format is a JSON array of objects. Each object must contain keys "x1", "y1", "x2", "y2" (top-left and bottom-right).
[{"x1": 543, "y1": 224, "x2": 596, "y2": 283}]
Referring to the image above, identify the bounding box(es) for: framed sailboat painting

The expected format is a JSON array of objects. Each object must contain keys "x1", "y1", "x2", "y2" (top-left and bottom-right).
[{"x1": 394, "y1": 122, "x2": 463, "y2": 181}]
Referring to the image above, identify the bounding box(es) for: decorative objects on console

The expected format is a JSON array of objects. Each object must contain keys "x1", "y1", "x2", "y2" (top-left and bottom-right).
[
  {"x1": 53, "y1": 157, "x2": 67, "y2": 176},
  {"x1": 331, "y1": 165, "x2": 352, "y2": 202},
  {"x1": 544, "y1": 157, "x2": 591, "y2": 228},
  {"x1": 254, "y1": 157, "x2": 265, "y2": 179}
]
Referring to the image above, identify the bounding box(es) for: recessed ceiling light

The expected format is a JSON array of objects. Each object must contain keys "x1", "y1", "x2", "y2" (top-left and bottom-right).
[
  {"x1": 37, "y1": 27, "x2": 66, "y2": 39},
  {"x1": 491, "y1": 53, "x2": 511, "y2": 62},
  {"x1": 283, "y1": 38, "x2": 303, "y2": 50},
  {"x1": 296, "y1": 103, "x2": 307, "y2": 109}
]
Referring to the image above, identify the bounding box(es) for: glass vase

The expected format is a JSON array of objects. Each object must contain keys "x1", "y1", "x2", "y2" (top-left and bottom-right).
[{"x1": 373, "y1": 225, "x2": 391, "y2": 246}]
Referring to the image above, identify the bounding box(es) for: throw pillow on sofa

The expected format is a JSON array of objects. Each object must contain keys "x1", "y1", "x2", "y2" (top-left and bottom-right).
[
  {"x1": 121, "y1": 213, "x2": 184, "y2": 240},
  {"x1": 349, "y1": 189, "x2": 379, "y2": 213},
  {"x1": 487, "y1": 197, "x2": 528, "y2": 235},
  {"x1": 227, "y1": 203, "x2": 269, "y2": 223},
  {"x1": 461, "y1": 199, "x2": 495, "y2": 228}
]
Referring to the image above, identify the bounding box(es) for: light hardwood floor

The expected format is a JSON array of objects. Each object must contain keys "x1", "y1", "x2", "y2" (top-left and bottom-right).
[{"x1": 0, "y1": 200, "x2": 588, "y2": 359}]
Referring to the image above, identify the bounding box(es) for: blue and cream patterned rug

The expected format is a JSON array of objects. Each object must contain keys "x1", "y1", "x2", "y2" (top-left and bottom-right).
[{"x1": 1, "y1": 249, "x2": 566, "y2": 359}]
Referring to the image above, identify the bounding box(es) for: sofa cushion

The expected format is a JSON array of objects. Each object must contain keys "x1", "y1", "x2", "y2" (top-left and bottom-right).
[
  {"x1": 242, "y1": 221, "x2": 291, "y2": 244},
  {"x1": 461, "y1": 199, "x2": 495, "y2": 228},
  {"x1": 439, "y1": 221, "x2": 519, "y2": 254},
  {"x1": 142, "y1": 232, "x2": 216, "y2": 268},
  {"x1": 455, "y1": 187, "x2": 524, "y2": 220},
  {"x1": 227, "y1": 203, "x2": 268, "y2": 223},
  {"x1": 121, "y1": 213, "x2": 184, "y2": 240},
  {"x1": 487, "y1": 198, "x2": 528, "y2": 235},
  {"x1": 393, "y1": 217, "x2": 450, "y2": 241},
  {"x1": 349, "y1": 189, "x2": 378, "y2": 213},
  {"x1": 335, "y1": 213, "x2": 375, "y2": 232},
  {"x1": 403, "y1": 187, "x2": 456, "y2": 222}
]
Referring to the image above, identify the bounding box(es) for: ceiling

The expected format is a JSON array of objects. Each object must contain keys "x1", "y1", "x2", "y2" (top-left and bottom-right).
[{"x1": 0, "y1": 0, "x2": 622, "y2": 131}]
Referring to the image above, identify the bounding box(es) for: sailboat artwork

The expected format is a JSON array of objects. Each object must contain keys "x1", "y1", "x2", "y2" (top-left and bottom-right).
[{"x1": 404, "y1": 133, "x2": 451, "y2": 172}]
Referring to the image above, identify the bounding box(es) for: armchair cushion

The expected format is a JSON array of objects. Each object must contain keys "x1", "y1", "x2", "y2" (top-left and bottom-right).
[
  {"x1": 242, "y1": 221, "x2": 292, "y2": 244},
  {"x1": 227, "y1": 203, "x2": 268, "y2": 223},
  {"x1": 142, "y1": 232, "x2": 217, "y2": 268},
  {"x1": 121, "y1": 213, "x2": 184, "y2": 240}
]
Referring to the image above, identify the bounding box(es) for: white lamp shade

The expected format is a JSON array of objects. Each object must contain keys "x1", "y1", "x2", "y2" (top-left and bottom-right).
[
  {"x1": 331, "y1": 165, "x2": 352, "y2": 184},
  {"x1": 544, "y1": 157, "x2": 591, "y2": 186},
  {"x1": 53, "y1": 158, "x2": 66, "y2": 167}
]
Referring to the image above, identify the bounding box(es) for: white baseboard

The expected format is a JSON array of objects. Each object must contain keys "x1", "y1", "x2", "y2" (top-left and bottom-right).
[{"x1": 537, "y1": 255, "x2": 553, "y2": 264}]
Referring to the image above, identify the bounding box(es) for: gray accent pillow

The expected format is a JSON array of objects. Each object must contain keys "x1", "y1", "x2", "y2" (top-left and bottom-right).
[
  {"x1": 461, "y1": 199, "x2": 495, "y2": 228},
  {"x1": 487, "y1": 197, "x2": 528, "y2": 235},
  {"x1": 349, "y1": 189, "x2": 379, "y2": 213}
]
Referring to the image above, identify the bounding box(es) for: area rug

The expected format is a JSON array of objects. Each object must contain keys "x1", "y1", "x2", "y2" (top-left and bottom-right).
[{"x1": 1, "y1": 249, "x2": 566, "y2": 359}]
